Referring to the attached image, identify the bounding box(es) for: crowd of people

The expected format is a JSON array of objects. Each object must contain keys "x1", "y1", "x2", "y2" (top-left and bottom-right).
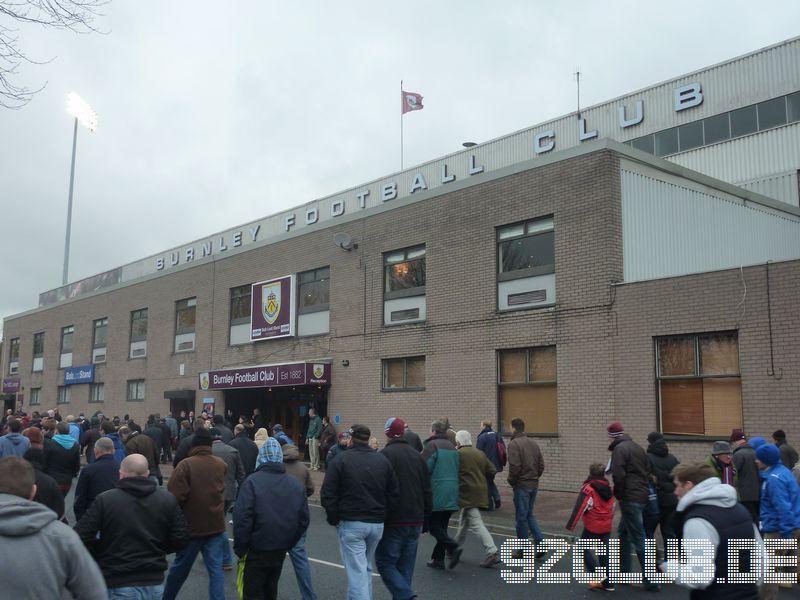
[{"x1": 0, "y1": 406, "x2": 799, "y2": 600}]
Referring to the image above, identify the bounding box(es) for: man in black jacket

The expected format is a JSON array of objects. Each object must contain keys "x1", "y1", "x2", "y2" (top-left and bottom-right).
[
  {"x1": 234, "y1": 438, "x2": 309, "y2": 600},
  {"x1": 321, "y1": 424, "x2": 399, "y2": 600},
  {"x1": 23, "y1": 446, "x2": 65, "y2": 520},
  {"x1": 75, "y1": 453, "x2": 191, "y2": 596},
  {"x1": 212, "y1": 414, "x2": 234, "y2": 444},
  {"x1": 375, "y1": 417, "x2": 431, "y2": 600},
  {"x1": 645, "y1": 432, "x2": 679, "y2": 556},
  {"x1": 74, "y1": 437, "x2": 120, "y2": 521},
  {"x1": 229, "y1": 424, "x2": 258, "y2": 476},
  {"x1": 731, "y1": 428, "x2": 760, "y2": 523}
]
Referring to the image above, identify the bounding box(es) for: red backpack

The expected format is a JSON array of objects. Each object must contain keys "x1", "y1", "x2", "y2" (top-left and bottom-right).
[{"x1": 497, "y1": 436, "x2": 507, "y2": 467}]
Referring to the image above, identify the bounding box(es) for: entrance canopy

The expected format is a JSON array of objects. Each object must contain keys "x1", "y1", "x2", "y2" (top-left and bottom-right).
[{"x1": 199, "y1": 361, "x2": 331, "y2": 391}]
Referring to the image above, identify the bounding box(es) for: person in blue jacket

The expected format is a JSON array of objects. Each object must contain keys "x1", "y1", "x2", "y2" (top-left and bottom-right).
[
  {"x1": 755, "y1": 443, "x2": 800, "y2": 600},
  {"x1": 476, "y1": 419, "x2": 505, "y2": 511},
  {"x1": 100, "y1": 420, "x2": 127, "y2": 463}
]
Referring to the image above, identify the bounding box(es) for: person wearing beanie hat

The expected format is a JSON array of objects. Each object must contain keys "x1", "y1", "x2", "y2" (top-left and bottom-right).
[
  {"x1": 772, "y1": 429, "x2": 799, "y2": 470},
  {"x1": 731, "y1": 430, "x2": 761, "y2": 524},
  {"x1": 750, "y1": 436, "x2": 767, "y2": 451},
  {"x1": 645, "y1": 431, "x2": 679, "y2": 553},
  {"x1": 606, "y1": 422, "x2": 658, "y2": 591},
  {"x1": 374, "y1": 417, "x2": 431, "y2": 599},
  {"x1": 272, "y1": 424, "x2": 294, "y2": 446},
  {"x1": 80, "y1": 417, "x2": 103, "y2": 464},
  {"x1": 326, "y1": 431, "x2": 350, "y2": 465},
  {"x1": 756, "y1": 444, "x2": 800, "y2": 600},
  {"x1": 321, "y1": 424, "x2": 398, "y2": 599},
  {"x1": 163, "y1": 420, "x2": 227, "y2": 600},
  {"x1": 705, "y1": 441, "x2": 737, "y2": 488},
  {"x1": 234, "y1": 436, "x2": 309, "y2": 600}
]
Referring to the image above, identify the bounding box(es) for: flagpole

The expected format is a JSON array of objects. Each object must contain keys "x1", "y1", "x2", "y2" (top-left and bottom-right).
[{"x1": 400, "y1": 79, "x2": 404, "y2": 170}]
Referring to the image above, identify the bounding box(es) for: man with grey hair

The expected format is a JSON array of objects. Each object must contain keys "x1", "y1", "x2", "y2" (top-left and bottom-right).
[
  {"x1": 74, "y1": 436, "x2": 120, "y2": 521},
  {"x1": 422, "y1": 420, "x2": 461, "y2": 569},
  {"x1": 75, "y1": 454, "x2": 191, "y2": 598}
]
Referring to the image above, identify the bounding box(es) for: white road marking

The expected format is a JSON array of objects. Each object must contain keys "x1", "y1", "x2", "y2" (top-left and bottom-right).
[{"x1": 308, "y1": 557, "x2": 381, "y2": 576}]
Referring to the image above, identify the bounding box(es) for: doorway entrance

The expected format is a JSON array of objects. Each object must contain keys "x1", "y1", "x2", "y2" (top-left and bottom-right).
[
  {"x1": 164, "y1": 390, "x2": 196, "y2": 422},
  {"x1": 224, "y1": 386, "x2": 327, "y2": 448},
  {"x1": 1, "y1": 394, "x2": 15, "y2": 415}
]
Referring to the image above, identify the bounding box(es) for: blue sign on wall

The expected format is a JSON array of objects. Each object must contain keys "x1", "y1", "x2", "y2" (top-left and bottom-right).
[{"x1": 64, "y1": 365, "x2": 95, "y2": 385}]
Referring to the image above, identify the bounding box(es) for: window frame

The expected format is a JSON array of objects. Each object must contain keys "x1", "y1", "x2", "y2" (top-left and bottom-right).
[
  {"x1": 497, "y1": 346, "x2": 558, "y2": 436},
  {"x1": 57, "y1": 385, "x2": 70, "y2": 405},
  {"x1": 127, "y1": 379, "x2": 146, "y2": 402},
  {"x1": 89, "y1": 382, "x2": 105, "y2": 404},
  {"x1": 60, "y1": 325, "x2": 75, "y2": 355},
  {"x1": 229, "y1": 285, "x2": 252, "y2": 326},
  {"x1": 496, "y1": 217, "x2": 555, "y2": 282},
  {"x1": 175, "y1": 297, "x2": 197, "y2": 336},
  {"x1": 9, "y1": 338, "x2": 20, "y2": 362},
  {"x1": 297, "y1": 267, "x2": 331, "y2": 315},
  {"x1": 29, "y1": 387, "x2": 41, "y2": 406},
  {"x1": 32, "y1": 332, "x2": 45, "y2": 358},
  {"x1": 383, "y1": 245, "x2": 426, "y2": 300},
  {"x1": 93, "y1": 318, "x2": 108, "y2": 349},
  {"x1": 130, "y1": 309, "x2": 148, "y2": 343},
  {"x1": 381, "y1": 356, "x2": 426, "y2": 392}
]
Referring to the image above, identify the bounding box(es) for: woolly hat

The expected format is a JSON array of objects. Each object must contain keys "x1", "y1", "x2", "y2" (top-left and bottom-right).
[
  {"x1": 756, "y1": 443, "x2": 781, "y2": 466},
  {"x1": 191, "y1": 429, "x2": 213, "y2": 447},
  {"x1": 607, "y1": 422, "x2": 625, "y2": 438},
  {"x1": 455, "y1": 430, "x2": 472, "y2": 446},
  {"x1": 729, "y1": 429, "x2": 747, "y2": 443},
  {"x1": 349, "y1": 424, "x2": 371, "y2": 443},
  {"x1": 384, "y1": 417, "x2": 406, "y2": 439},
  {"x1": 647, "y1": 432, "x2": 664, "y2": 444},
  {"x1": 257, "y1": 437, "x2": 284, "y2": 467},
  {"x1": 711, "y1": 441, "x2": 732, "y2": 456},
  {"x1": 337, "y1": 431, "x2": 350, "y2": 443},
  {"x1": 750, "y1": 436, "x2": 767, "y2": 451},
  {"x1": 773, "y1": 429, "x2": 787, "y2": 442}
]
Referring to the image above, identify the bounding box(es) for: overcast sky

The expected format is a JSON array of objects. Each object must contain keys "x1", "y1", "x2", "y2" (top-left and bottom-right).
[{"x1": 1, "y1": 1, "x2": 799, "y2": 336}]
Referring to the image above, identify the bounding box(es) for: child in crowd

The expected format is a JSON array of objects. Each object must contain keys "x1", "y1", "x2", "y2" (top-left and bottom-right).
[{"x1": 566, "y1": 463, "x2": 616, "y2": 592}]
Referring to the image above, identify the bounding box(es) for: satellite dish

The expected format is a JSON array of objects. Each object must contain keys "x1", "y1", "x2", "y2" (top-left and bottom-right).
[{"x1": 334, "y1": 232, "x2": 354, "y2": 251}]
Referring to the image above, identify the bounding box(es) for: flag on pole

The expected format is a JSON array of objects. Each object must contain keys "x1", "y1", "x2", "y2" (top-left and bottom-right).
[{"x1": 401, "y1": 90, "x2": 424, "y2": 114}]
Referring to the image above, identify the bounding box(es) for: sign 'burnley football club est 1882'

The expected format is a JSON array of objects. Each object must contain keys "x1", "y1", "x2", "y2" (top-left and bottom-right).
[{"x1": 250, "y1": 275, "x2": 295, "y2": 341}]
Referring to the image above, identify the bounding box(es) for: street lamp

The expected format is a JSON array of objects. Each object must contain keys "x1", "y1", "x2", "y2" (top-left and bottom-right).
[{"x1": 62, "y1": 92, "x2": 98, "y2": 285}]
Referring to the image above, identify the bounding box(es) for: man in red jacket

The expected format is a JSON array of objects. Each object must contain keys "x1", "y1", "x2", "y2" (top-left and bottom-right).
[{"x1": 566, "y1": 463, "x2": 615, "y2": 591}]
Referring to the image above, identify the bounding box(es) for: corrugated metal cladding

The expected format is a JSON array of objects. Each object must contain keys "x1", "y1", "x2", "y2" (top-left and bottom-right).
[
  {"x1": 667, "y1": 123, "x2": 800, "y2": 205},
  {"x1": 620, "y1": 168, "x2": 800, "y2": 283},
  {"x1": 738, "y1": 172, "x2": 799, "y2": 207}
]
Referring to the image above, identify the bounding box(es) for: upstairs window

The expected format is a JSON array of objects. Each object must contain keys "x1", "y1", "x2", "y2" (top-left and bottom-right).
[
  {"x1": 175, "y1": 298, "x2": 197, "y2": 335},
  {"x1": 497, "y1": 217, "x2": 554, "y2": 280},
  {"x1": 384, "y1": 246, "x2": 426, "y2": 298},
  {"x1": 298, "y1": 267, "x2": 330, "y2": 314},
  {"x1": 93, "y1": 318, "x2": 108, "y2": 348},
  {"x1": 229, "y1": 286, "x2": 252, "y2": 326},
  {"x1": 130, "y1": 309, "x2": 148, "y2": 342}
]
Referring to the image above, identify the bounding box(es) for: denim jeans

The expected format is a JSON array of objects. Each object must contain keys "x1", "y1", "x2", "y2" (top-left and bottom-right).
[
  {"x1": 163, "y1": 534, "x2": 226, "y2": 600},
  {"x1": 487, "y1": 474, "x2": 501, "y2": 509},
  {"x1": 428, "y1": 511, "x2": 458, "y2": 561},
  {"x1": 108, "y1": 586, "x2": 164, "y2": 600},
  {"x1": 288, "y1": 532, "x2": 317, "y2": 600},
  {"x1": 618, "y1": 501, "x2": 647, "y2": 576},
  {"x1": 512, "y1": 486, "x2": 543, "y2": 543},
  {"x1": 375, "y1": 525, "x2": 421, "y2": 600},
  {"x1": 338, "y1": 520, "x2": 384, "y2": 600}
]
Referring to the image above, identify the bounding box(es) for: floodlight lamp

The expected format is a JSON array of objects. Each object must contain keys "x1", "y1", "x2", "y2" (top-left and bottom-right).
[{"x1": 66, "y1": 92, "x2": 98, "y2": 132}]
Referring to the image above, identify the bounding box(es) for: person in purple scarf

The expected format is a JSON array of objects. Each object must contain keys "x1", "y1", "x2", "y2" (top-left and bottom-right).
[{"x1": 705, "y1": 440, "x2": 737, "y2": 487}]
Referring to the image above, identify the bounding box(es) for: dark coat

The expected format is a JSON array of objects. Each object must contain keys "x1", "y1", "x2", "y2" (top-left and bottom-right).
[
  {"x1": 125, "y1": 432, "x2": 159, "y2": 476},
  {"x1": 404, "y1": 429, "x2": 423, "y2": 453},
  {"x1": 233, "y1": 462, "x2": 309, "y2": 557},
  {"x1": 24, "y1": 447, "x2": 65, "y2": 520},
  {"x1": 167, "y1": 446, "x2": 227, "y2": 537},
  {"x1": 422, "y1": 435, "x2": 460, "y2": 511},
  {"x1": 173, "y1": 433, "x2": 194, "y2": 467},
  {"x1": 476, "y1": 427, "x2": 504, "y2": 472},
  {"x1": 229, "y1": 433, "x2": 259, "y2": 476},
  {"x1": 457, "y1": 445, "x2": 496, "y2": 509},
  {"x1": 381, "y1": 437, "x2": 432, "y2": 526},
  {"x1": 732, "y1": 443, "x2": 760, "y2": 502},
  {"x1": 319, "y1": 423, "x2": 337, "y2": 456},
  {"x1": 507, "y1": 432, "x2": 544, "y2": 490},
  {"x1": 74, "y1": 453, "x2": 120, "y2": 521},
  {"x1": 43, "y1": 437, "x2": 81, "y2": 486},
  {"x1": 80, "y1": 428, "x2": 102, "y2": 464},
  {"x1": 777, "y1": 440, "x2": 799, "y2": 470},
  {"x1": 646, "y1": 439, "x2": 679, "y2": 508},
  {"x1": 143, "y1": 424, "x2": 163, "y2": 450},
  {"x1": 215, "y1": 423, "x2": 234, "y2": 445},
  {"x1": 609, "y1": 434, "x2": 651, "y2": 503},
  {"x1": 75, "y1": 476, "x2": 191, "y2": 588}
]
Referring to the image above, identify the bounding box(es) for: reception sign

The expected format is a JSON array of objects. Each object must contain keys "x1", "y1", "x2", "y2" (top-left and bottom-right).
[
  {"x1": 250, "y1": 275, "x2": 295, "y2": 341},
  {"x1": 199, "y1": 362, "x2": 331, "y2": 391}
]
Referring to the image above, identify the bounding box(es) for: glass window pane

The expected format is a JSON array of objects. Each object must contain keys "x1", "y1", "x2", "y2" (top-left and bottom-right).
[
  {"x1": 61, "y1": 327, "x2": 74, "y2": 353},
  {"x1": 9, "y1": 339, "x2": 19, "y2": 361},
  {"x1": 757, "y1": 97, "x2": 787, "y2": 130},
  {"x1": 631, "y1": 135, "x2": 655, "y2": 154},
  {"x1": 499, "y1": 230, "x2": 555, "y2": 273},
  {"x1": 703, "y1": 378, "x2": 742, "y2": 437},
  {"x1": 660, "y1": 379, "x2": 704, "y2": 435},
  {"x1": 497, "y1": 224, "x2": 525, "y2": 240},
  {"x1": 94, "y1": 320, "x2": 107, "y2": 347},
  {"x1": 655, "y1": 128, "x2": 679, "y2": 156},
  {"x1": 500, "y1": 384, "x2": 557, "y2": 434},
  {"x1": 385, "y1": 257, "x2": 426, "y2": 292},
  {"x1": 788, "y1": 92, "x2": 800, "y2": 123},
  {"x1": 384, "y1": 360, "x2": 404, "y2": 388},
  {"x1": 299, "y1": 279, "x2": 330, "y2": 308},
  {"x1": 385, "y1": 252, "x2": 405, "y2": 264},
  {"x1": 499, "y1": 351, "x2": 526, "y2": 383},
  {"x1": 678, "y1": 121, "x2": 704, "y2": 151},
  {"x1": 527, "y1": 218, "x2": 554, "y2": 234},
  {"x1": 730, "y1": 105, "x2": 758, "y2": 138},
  {"x1": 703, "y1": 113, "x2": 730, "y2": 145},
  {"x1": 33, "y1": 333, "x2": 44, "y2": 356},
  {"x1": 530, "y1": 347, "x2": 557, "y2": 382},
  {"x1": 131, "y1": 311, "x2": 148, "y2": 340},
  {"x1": 406, "y1": 246, "x2": 426, "y2": 259},
  {"x1": 658, "y1": 337, "x2": 695, "y2": 376},
  {"x1": 699, "y1": 333, "x2": 739, "y2": 376},
  {"x1": 406, "y1": 358, "x2": 425, "y2": 388}
]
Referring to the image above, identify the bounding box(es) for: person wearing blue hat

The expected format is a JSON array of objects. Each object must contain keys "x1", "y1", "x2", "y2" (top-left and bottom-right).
[{"x1": 756, "y1": 443, "x2": 800, "y2": 600}]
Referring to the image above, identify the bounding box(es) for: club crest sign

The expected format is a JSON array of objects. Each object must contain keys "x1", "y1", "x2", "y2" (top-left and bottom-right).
[{"x1": 251, "y1": 275, "x2": 295, "y2": 341}]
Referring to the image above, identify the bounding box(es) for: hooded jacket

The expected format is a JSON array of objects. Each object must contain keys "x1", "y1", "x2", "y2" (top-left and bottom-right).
[
  {"x1": 44, "y1": 436, "x2": 81, "y2": 486},
  {"x1": 608, "y1": 433, "x2": 651, "y2": 503},
  {"x1": 566, "y1": 477, "x2": 615, "y2": 534},
  {"x1": 254, "y1": 428, "x2": 269, "y2": 450},
  {"x1": 759, "y1": 462, "x2": 800, "y2": 537},
  {"x1": 283, "y1": 444, "x2": 314, "y2": 497},
  {"x1": 731, "y1": 443, "x2": 760, "y2": 502},
  {"x1": 0, "y1": 493, "x2": 107, "y2": 599},
  {"x1": 75, "y1": 476, "x2": 191, "y2": 588},
  {"x1": 422, "y1": 434, "x2": 460, "y2": 511},
  {"x1": 0, "y1": 432, "x2": 31, "y2": 458},
  {"x1": 647, "y1": 438, "x2": 679, "y2": 508}
]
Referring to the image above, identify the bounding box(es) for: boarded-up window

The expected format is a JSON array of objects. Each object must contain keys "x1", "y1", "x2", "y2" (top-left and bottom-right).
[
  {"x1": 499, "y1": 346, "x2": 557, "y2": 434},
  {"x1": 382, "y1": 356, "x2": 425, "y2": 391},
  {"x1": 657, "y1": 332, "x2": 741, "y2": 437}
]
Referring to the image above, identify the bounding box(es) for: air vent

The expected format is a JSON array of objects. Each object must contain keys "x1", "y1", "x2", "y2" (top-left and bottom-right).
[
  {"x1": 131, "y1": 348, "x2": 146, "y2": 358},
  {"x1": 9, "y1": 364, "x2": 18, "y2": 375},
  {"x1": 178, "y1": 341, "x2": 195, "y2": 351},
  {"x1": 508, "y1": 289, "x2": 547, "y2": 306},
  {"x1": 390, "y1": 308, "x2": 420, "y2": 322},
  {"x1": 93, "y1": 354, "x2": 106, "y2": 364}
]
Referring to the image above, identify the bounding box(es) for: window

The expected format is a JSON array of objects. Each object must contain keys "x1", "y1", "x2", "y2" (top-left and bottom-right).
[
  {"x1": 8, "y1": 338, "x2": 19, "y2": 375},
  {"x1": 229, "y1": 286, "x2": 252, "y2": 325},
  {"x1": 29, "y1": 388, "x2": 41, "y2": 406},
  {"x1": 130, "y1": 309, "x2": 148, "y2": 342},
  {"x1": 57, "y1": 386, "x2": 70, "y2": 405},
  {"x1": 298, "y1": 267, "x2": 330, "y2": 314},
  {"x1": 93, "y1": 318, "x2": 108, "y2": 348},
  {"x1": 678, "y1": 121, "x2": 704, "y2": 151},
  {"x1": 127, "y1": 379, "x2": 146, "y2": 402},
  {"x1": 33, "y1": 332, "x2": 44, "y2": 357},
  {"x1": 89, "y1": 383, "x2": 104, "y2": 403},
  {"x1": 656, "y1": 331, "x2": 741, "y2": 437},
  {"x1": 497, "y1": 217, "x2": 554, "y2": 280},
  {"x1": 788, "y1": 92, "x2": 800, "y2": 123},
  {"x1": 703, "y1": 113, "x2": 730, "y2": 145},
  {"x1": 498, "y1": 346, "x2": 557, "y2": 434},
  {"x1": 757, "y1": 97, "x2": 787, "y2": 130},
  {"x1": 631, "y1": 135, "x2": 654, "y2": 154},
  {"x1": 654, "y1": 128, "x2": 679, "y2": 156},
  {"x1": 384, "y1": 246, "x2": 426, "y2": 297},
  {"x1": 60, "y1": 326, "x2": 74, "y2": 354},
  {"x1": 730, "y1": 105, "x2": 758, "y2": 138},
  {"x1": 382, "y1": 356, "x2": 425, "y2": 391},
  {"x1": 175, "y1": 298, "x2": 196, "y2": 334}
]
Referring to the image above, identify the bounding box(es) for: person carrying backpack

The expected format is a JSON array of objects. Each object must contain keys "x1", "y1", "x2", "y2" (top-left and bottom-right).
[{"x1": 476, "y1": 420, "x2": 506, "y2": 511}]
